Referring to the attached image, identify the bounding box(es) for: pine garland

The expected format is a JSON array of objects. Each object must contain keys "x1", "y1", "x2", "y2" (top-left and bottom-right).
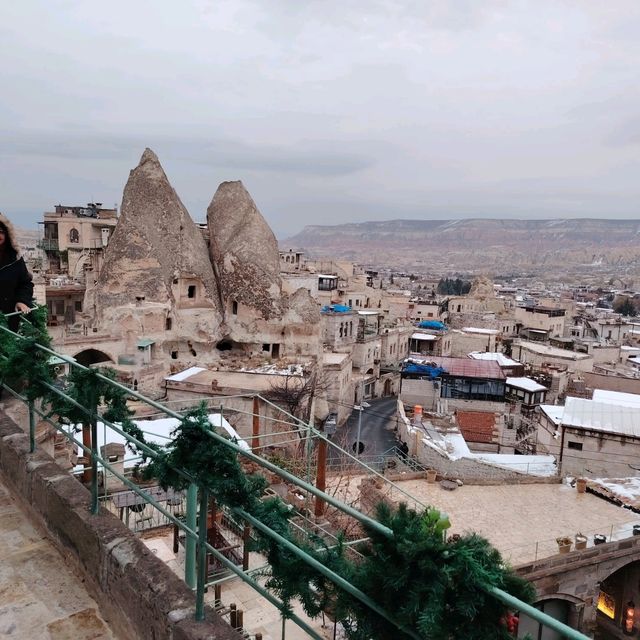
[
  {"x1": 0, "y1": 307, "x2": 54, "y2": 401},
  {"x1": 0, "y1": 317, "x2": 534, "y2": 638}
]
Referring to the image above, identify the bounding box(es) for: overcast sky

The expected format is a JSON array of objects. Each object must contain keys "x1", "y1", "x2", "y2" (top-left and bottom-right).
[{"x1": 2, "y1": 1, "x2": 640, "y2": 237}]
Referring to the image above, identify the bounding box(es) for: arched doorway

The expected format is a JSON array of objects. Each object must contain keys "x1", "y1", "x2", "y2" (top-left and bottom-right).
[
  {"x1": 383, "y1": 378, "x2": 392, "y2": 396},
  {"x1": 74, "y1": 349, "x2": 114, "y2": 367},
  {"x1": 594, "y1": 560, "x2": 640, "y2": 639}
]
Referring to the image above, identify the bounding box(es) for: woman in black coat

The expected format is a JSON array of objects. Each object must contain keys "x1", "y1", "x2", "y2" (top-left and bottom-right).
[{"x1": 0, "y1": 213, "x2": 34, "y2": 331}]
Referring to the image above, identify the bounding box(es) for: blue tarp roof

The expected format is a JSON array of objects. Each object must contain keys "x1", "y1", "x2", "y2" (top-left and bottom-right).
[
  {"x1": 321, "y1": 304, "x2": 352, "y2": 313},
  {"x1": 417, "y1": 320, "x2": 446, "y2": 330},
  {"x1": 402, "y1": 363, "x2": 447, "y2": 379}
]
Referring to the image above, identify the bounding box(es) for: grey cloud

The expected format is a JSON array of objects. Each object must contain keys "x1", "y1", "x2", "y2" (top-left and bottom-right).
[{"x1": 0, "y1": 131, "x2": 375, "y2": 177}]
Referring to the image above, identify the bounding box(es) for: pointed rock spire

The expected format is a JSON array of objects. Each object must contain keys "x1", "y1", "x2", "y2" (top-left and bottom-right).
[
  {"x1": 207, "y1": 181, "x2": 282, "y2": 319},
  {"x1": 92, "y1": 149, "x2": 222, "y2": 316}
]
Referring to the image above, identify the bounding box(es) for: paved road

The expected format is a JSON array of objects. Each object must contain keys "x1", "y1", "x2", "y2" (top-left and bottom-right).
[{"x1": 328, "y1": 396, "x2": 399, "y2": 466}]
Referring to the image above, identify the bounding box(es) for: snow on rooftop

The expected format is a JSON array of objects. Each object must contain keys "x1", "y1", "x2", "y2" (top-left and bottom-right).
[
  {"x1": 591, "y1": 477, "x2": 640, "y2": 504},
  {"x1": 592, "y1": 389, "x2": 640, "y2": 408},
  {"x1": 423, "y1": 428, "x2": 556, "y2": 476},
  {"x1": 164, "y1": 366, "x2": 206, "y2": 382},
  {"x1": 506, "y1": 377, "x2": 547, "y2": 393},
  {"x1": 462, "y1": 327, "x2": 498, "y2": 335},
  {"x1": 411, "y1": 332, "x2": 438, "y2": 341},
  {"x1": 74, "y1": 412, "x2": 250, "y2": 469},
  {"x1": 240, "y1": 363, "x2": 306, "y2": 376},
  {"x1": 515, "y1": 340, "x2": 591, "y2": 360},
  {"x1": 468, "y1": 352, "x2": 519, "y2": 367},
  {"x1": 540, "y1": 404, "x2": 564, "y2": 426},
  {"x1": 562, "y1": 397, "x2": 640, "y2": 438},
  {"x1": 317, "y1": 274, "x2": 337, "y2": 279}
]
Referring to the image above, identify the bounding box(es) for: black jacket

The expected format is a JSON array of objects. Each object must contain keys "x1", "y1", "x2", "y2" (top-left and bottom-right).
[{"x1": 0, "y1": 252, "x2": 33, "y2": 317}]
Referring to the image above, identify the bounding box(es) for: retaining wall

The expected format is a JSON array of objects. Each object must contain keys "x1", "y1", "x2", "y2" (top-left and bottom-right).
[{"x1": 0, "y1": 411, "x2": 240, "y2": 640}]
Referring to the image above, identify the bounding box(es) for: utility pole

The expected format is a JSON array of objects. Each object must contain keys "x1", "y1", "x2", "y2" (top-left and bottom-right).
[{"x1": 355, "y1": 378, "x2": 364, "y2": 458}]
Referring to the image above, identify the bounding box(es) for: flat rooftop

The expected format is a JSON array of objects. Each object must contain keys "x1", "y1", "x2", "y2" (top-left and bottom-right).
[{"x1": 383, "y1": 479, "x2": 638, "y2": 566}]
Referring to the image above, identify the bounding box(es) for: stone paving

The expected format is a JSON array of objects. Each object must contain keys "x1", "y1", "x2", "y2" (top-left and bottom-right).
[
  {"x1": 0, "y1": 477, "x2": 116, "y2": 640},
  {"x1": 384, "y1": 478, "x2": 640, "y2": 565}
]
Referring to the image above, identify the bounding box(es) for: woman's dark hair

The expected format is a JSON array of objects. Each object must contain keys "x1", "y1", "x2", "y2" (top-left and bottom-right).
[{"x1": 0, "y1": 221, "x2": 16, "y2": 257}]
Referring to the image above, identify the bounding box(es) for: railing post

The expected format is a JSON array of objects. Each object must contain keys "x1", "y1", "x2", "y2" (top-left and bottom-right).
[
  {"x1": 315, "y1": 432, "x2": 327, "y2": 517},
  {"x1": 242, "y1": 525, "x2": 251, "y2": 571},
  {"x1": 195, "y1": 487, "x2": 209, "y2": 621},
  {"x1": 185, "y1": 483, "x2": 197, "y2": 589},
  {"x1": 252, "y1": 396, "x2": 260, "y2": 451},
  {"x1": 90, "y1": 401, "x2": 99, "y2": 515},
  {"x1": 28, "y1": 399, "x2": 36, "y2": 453}
]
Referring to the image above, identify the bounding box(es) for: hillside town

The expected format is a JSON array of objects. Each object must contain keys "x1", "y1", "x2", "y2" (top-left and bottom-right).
[{"x1": 5, "y1": 148, "x2": 640, "y2": 638}]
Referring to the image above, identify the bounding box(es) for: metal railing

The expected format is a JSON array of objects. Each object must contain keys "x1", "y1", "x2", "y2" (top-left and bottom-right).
[{"x1": 0, "y1": 314, "x2": 591, "y2": 640}]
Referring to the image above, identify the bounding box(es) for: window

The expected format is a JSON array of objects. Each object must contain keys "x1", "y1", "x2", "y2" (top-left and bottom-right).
[
  {"x1": 262, "y1": 343, "x2": 271, "y2": 352},
  {"x1": 69, "y1": 228, "x2": 80, "y2": 243},
  {"x1": 232, "y1": 300, "x2": 238, "y2": 315},
  {"x1": 567, "y1": 441, "x2": 583, "y2": 451},
  {"x1": 165, "y1": 317, "x2": 172, "y2": 331},
  {"x1": 187, "y1": 285, "x2": 196, "y2": 299},
  {"x1": 74, "y1": 300, "x2": 82, "y2": 312}
]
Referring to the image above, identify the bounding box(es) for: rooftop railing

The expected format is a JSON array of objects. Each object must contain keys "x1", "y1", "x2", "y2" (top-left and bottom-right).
[{"x1": 0, "y1": 310, "x2": 591, "y2": 640}]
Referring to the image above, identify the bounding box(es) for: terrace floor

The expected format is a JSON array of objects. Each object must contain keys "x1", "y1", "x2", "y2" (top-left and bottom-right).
[
  {"x1": 383, "y1": 478, "x2": 640, "y2": 565},
  {"x1": 0, "y1": 477, "x2": 116, "y2": 640}
]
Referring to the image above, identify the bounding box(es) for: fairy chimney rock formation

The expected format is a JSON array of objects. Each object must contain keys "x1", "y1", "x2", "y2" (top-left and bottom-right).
[
  {"x1": 90, "y1": 148, "x2": 222, "y2": 325},
  {"x1": 207, "y1": 181, "x2": 282, "y2": 319}
]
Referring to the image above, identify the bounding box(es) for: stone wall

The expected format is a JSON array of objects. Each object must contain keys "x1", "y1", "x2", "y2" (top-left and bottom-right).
[
  {"x1": 584, "y1": 371, "x2": 640, "y2": 395},
  {"x1": 0, "y1": 411, "x2": 240, "y2": 640}
]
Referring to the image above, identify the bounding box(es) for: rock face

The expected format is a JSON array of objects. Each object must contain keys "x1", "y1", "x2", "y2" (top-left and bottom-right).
[
  {"x1": 469, "y1": 276, "x2": 495, "y2": 299},
  {"x1": 88, "y1": 149, "x2": 223, "y2": 346},
  {"x1": 207, "y1": 181, "x2": 282, "y2": 319},
  {"x1": 93, "y1": 149, "x2": 221, "y2": 309}
]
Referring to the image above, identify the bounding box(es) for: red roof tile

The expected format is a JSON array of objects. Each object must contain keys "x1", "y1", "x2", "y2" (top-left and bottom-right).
[{"x1": 456, "y1": 410, "x2": 497, "y2": 444}]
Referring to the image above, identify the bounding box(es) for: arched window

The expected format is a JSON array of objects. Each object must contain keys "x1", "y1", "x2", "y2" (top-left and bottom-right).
[{"x1": 69, "y1": 228, "x2": 80, "y2": 244}]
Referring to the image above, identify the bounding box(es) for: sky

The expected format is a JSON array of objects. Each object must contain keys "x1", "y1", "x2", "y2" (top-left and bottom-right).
[{"x1": 1, "y1": 1, "x2": 640, "y2": 237}]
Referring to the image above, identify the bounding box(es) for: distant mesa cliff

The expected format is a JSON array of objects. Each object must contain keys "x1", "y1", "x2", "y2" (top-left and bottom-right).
[{"x1": 283, "y1": 219, "x2": 640, "y2": 272}]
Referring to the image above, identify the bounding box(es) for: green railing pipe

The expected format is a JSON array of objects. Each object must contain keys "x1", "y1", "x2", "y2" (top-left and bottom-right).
[
  {"x1": 2, "y1": 324, "x2": 412, "y2": 530},
  {"x1": 0, "y1": 326, "x2": 600, "y2": 639},
  {"x1": 185, "y1": 484, "x2": 197, "y2": 589},
  {"x1": 195, "y1": 487, "x2": 209, "y2": 621},
  {"x1": 236, "y1": 508, "x2": 423, "y2": 640}
]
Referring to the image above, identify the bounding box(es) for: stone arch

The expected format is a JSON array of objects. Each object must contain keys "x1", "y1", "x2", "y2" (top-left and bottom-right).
[
  {"x1": 72, "y1": 252, "x2": 90, "y2": 279},
  {"x1": 73, "y1": 349, "x2": 115, "y2": 367},
  {"x1": 593, "y1": 558, "x2": 640, "y2": 635}
]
